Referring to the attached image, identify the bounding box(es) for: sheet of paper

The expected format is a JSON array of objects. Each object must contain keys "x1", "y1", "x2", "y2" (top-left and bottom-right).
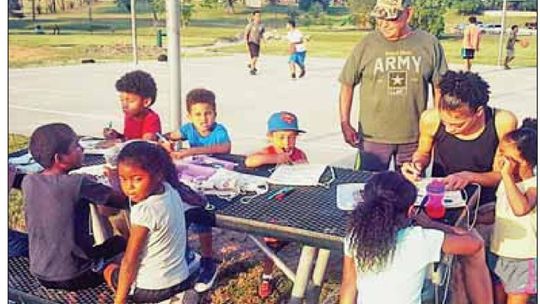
[
  {"x1": 79, "y1": 139, "x2": 118, "y2": 155},
  {"x1": 70, "y1": 164, "x2": 110, "y2": 186},
  {"x1": 268, "y1": 164, "x2": 327, "y2": 186},
  {"x1": 336, "y1": 183, "x2": 365, "y2": 211}
]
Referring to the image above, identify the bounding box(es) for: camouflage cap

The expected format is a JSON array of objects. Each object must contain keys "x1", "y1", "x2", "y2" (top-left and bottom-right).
[{"x1": 370, "y1": 0, "x2": 412, "y2": 20}]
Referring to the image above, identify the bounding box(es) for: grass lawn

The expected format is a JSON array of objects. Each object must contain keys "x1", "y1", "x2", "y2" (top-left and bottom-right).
[
  {"x1": 9, "y1": 134, "x2": 29, "y2": 231},
  {"x1": 9, "y1": 1, "x2": 537, "y2": 68}
]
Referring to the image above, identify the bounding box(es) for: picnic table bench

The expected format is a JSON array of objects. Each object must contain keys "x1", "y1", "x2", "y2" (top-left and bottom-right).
[{"x1": 8, "y1": 150, "x2": 480, "y2": 304}]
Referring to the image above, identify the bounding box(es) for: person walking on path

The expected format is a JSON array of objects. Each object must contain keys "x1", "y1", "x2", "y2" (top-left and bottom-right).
[
  {"x1": 339, "y1": 0, "x2": 448, "y2": 172},
  {"x1": 504, "y1": 25, "x2": 521, "y2": 70},
  {"x1": 244, "y1": 10, "x2": 265, "y2": 75},
  {"x1": 462, "y1": 16, "x2": 482, "y2": 71},
  {"x1": 286, "y1": 20, "x2": 307, "y2": 79}
]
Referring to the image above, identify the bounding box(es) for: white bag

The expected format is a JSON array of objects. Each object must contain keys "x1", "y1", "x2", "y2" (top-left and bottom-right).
[{"x1": 186, "y1": 168, "x2": 269, "y2": 201}]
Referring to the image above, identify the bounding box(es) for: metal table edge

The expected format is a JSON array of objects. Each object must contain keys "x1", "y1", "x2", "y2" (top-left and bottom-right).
[
  {"x1": 8, "y1": 287, "x2": 59, "y2": 304},
  {"x1": 215, "y1": 214, "x2": 344, "y2": 251}
]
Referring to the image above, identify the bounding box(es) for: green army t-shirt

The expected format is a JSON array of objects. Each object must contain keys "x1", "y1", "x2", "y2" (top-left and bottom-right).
[{"x1": 339, "y1": 30, "x2": 448, "y2": 144}]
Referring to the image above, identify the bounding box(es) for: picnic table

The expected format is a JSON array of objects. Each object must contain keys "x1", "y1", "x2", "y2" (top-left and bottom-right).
[{"x1": 8, "y1": 149, "x2": 480, "y2": 304}]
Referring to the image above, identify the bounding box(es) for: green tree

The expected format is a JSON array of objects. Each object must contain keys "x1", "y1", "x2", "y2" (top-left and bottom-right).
[
  {"x1": 299, "y1": 0, "x2": 330, "y2": 12},
  {"x1": 517, "y1": 0, "x2": 537, "y2": 11},
  {"x1": 452, "y1": 0, "x2": 484, "y2": 15},
  {"x1": 342, "y1": 0, "x2": 375, "y2": 28},
  {"x1": 410, "y1": 0, "x2": 447, "y2": 37},
  {"x1": 115, "y1": 0, "x2": 131, "y2": 12}
]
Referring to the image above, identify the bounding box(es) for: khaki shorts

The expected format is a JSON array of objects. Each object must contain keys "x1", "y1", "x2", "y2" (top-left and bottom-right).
[{"x1": 507, "y1": 48, "x2": 515, "y2": 58}]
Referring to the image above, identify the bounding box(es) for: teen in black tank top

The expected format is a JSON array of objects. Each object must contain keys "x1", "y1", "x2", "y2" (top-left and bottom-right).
[{"x1": 432, "y1": 107, "x2": 498, "y2": 204}]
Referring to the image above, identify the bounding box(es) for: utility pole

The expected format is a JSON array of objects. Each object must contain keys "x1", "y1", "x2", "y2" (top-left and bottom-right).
[
  {"x1": 88, "y1": 0, "x2": 92, "y2": 22},
  {"x1": 167, "y1": 0, "x2": 182, "y2": 136},
  {"x1": 130, "y1": 0, "x2": 138, "y2": 65},
  {"x1": 32, "y1": 0, "x2": 36, "y2": 22},
  {"x1": 497, "y1": 0, "x2": 508, "y2": 66}
]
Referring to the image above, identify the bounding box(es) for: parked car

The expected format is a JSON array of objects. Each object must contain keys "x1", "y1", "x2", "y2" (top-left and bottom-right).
[
  {"x1": 525, "y1": 21, "x2": 537, "y2": 30},
  {"x1": 452, "y1": 23, "x2": 467, "y2": 35},
  {"x1": 479, "y1": 23, "x2": 502, "y2": 35},
  {"x1": 516, "y1": 27, "x2": 537, "y2": 36}
]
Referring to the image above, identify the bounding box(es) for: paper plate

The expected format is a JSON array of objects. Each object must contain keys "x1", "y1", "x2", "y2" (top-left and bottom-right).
[{"x1": 337, "y1": 183, "x2": 365, "y2": 211}]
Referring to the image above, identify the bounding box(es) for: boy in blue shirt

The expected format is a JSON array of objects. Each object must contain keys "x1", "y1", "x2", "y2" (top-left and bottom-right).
[
  {"x1": 163, "y1": 88, "x2": 231, "y2": 159},
  {"x1": 162, "y1": 88, "x2": 230, "y2": 292}
]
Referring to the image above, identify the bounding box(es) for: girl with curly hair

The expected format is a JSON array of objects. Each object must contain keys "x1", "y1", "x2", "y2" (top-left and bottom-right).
[
  {"x1": 490, "y1": 119, "x2": 537, "y2": 304},
  {"x1": 339, "y1": 171, "x2": 492, "y2": 304}
]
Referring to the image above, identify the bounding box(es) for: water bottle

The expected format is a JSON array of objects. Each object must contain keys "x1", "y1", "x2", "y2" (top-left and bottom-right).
[{"x1": 425, "y1": 180, "x2": 446, "y2": 219}]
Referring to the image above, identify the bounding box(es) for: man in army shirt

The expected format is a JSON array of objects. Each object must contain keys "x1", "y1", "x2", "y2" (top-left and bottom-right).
[{"x1": 339, "y1": 0, "x2": 448, "y2": 171}]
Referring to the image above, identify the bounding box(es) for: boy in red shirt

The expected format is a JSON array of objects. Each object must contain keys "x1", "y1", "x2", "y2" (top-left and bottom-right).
[
  {"x1": 245, "y1": 111, "x2": 307, "y2": 167},
  {"x1": 103, "y1": 70, "x2": 160, "y2": 141},
  {"x1": 245, "y1": 111, "x2": 307, "y2": 299}
]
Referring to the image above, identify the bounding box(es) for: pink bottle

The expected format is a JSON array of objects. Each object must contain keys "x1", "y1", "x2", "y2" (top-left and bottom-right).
[{"x1": 425, "y1": 180, "x2": 446, "y2": 219}]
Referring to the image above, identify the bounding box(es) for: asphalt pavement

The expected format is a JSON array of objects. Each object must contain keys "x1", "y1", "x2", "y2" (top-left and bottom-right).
[{"x1": 8, "y1": 54, "x2": 537, "y2": 167}]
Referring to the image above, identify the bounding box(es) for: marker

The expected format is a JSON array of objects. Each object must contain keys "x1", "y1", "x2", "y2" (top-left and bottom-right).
[
  {"x1": 275, "y1": 188, "x2": 295, "y2": 201},
  {"x1": 156, "y1": 132, "x2": 168, "y2": 142},
  {"x1": 267, "y1": 186, "x2": 295, "y2": 200}
]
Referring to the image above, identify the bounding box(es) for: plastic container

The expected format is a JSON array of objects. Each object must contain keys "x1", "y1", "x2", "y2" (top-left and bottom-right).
[
  {"x1": 425, "y1": 180, "x2": 446, "y2": 219},
  {"x1": 103, "y1": 144, "x2": 121, "y2": 192}
]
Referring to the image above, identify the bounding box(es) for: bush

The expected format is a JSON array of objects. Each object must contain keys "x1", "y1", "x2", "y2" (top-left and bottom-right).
[
  {"x1": 299, "y1": 0, "x2": 330, "y2": 12},
  {"x1": 340, "y1": 14, "x2": 356, "y2": 27},
  {"x1": 309, "y1": 2, "x2": 324, "y2": 18},
  {"x1": 181, "y1": 4, "x2": 195, "y2": 27}
]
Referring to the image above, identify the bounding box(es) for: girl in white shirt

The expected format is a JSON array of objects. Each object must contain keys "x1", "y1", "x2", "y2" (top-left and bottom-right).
[
  {"x1": 490, "y1": 119, "x2": 537, "y2": 304},
  {"x1": 339, "y1": 172, "x2": 492, "y2": 304},
  {"x1": 104, "y1": 141, "x2": 190, "y2": 304}
]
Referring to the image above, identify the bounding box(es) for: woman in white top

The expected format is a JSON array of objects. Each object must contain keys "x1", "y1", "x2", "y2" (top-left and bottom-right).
[
  {"x1": 490, "y1": 119, "x2": 537, "y2": 304},
  {"x1": 104, "y1": 142, "x2": 190, "y2": 304},
  {"x1": 340, "y1": 172, "x2": 492, "y2": 304}
]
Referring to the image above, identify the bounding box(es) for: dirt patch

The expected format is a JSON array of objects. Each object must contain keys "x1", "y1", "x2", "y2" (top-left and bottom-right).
[
  {"x1": 9, "y1": 45, "x2": 58, "y2": 63},
  {"x1": 84, "y1": 44, "x2": 165, "y2": 58}
]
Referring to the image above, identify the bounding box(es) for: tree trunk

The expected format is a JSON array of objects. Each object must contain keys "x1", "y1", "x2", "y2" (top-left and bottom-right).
[
  {"x1": 32, "y1": 0, "x2": 36, "y2": 21},
  {"x1": 152, "y1": 9, "x2": 159, "y2": 23}
]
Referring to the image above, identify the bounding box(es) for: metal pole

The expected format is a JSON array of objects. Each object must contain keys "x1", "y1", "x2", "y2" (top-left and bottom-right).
[
  {"x1": 306, "y1": 248, "x2": 330, "y2": 303},
  {"x1": 497, "y1": 0, "x2": 508, "y2": 66},
  {"x1": 167, "y1": 0, "x2": 182, "y2": 136},
  {"x1": 130, "y1": 0, "x2": 138, "y2": 65},
  {"x1": 289, "y1": 246, "x2": 317, "y2": 304},
  {"x1": 247, "y1": 235, "x2": 296, "y2": 281}
]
